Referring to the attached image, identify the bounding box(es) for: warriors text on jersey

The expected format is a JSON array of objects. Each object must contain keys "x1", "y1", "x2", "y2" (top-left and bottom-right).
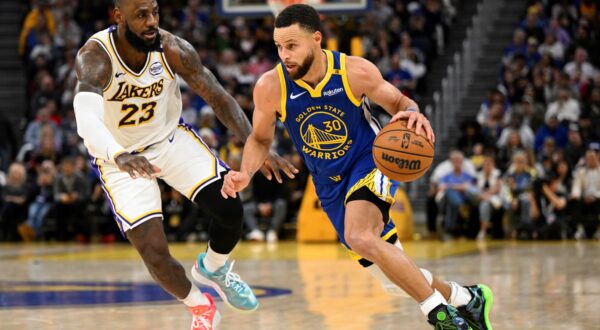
[
  {"x1": 276, "y1": 50, "x2": 380, "y2": 182},
  {"x1": 87, "y1": 25, "x2": 180, "y2": 159}
]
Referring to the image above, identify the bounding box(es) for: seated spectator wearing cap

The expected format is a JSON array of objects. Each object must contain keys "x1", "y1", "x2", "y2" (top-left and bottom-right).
[
  {"x1": 570, "y1": 143, "x2": 600, "y2": 239},
  {"x1": 497, "y1": 112, "x2": 535, "y2": 151},
  {"x1": 534, "y1": 114, "x2": 568, "y2": 153}
]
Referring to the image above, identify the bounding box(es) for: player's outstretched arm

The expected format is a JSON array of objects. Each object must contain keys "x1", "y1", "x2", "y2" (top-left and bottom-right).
[
  {"x1": 162, "y1": 32, "x2": 297, "y2": 181},
  {"x1": 221, "y1": 70, "x2": 298, "y2": 198},
  {"x1": 74, "y1": 42, "x2": 160, "y2": 179},
  {"x1": 346, "y1": 56, "x2": 435, "y2": 143},
  {"x1": 162, "y1": 32, "x2": 253, "y2": 141}
]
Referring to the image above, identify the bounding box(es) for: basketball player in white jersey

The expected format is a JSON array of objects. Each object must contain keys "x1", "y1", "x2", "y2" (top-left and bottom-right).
[{"x1": 73, "y1": 0, "x2": 297, "y2": 329}]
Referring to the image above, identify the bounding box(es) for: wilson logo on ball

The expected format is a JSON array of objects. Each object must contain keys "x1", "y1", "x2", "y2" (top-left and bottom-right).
[{"x1": 381, "y1": 153, "x2": 422, "y2": 170}]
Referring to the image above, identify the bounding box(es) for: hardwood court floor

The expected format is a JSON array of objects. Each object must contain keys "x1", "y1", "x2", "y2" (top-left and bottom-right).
[{"x1": 1, "y1": 240, "x2": 599, "y2": 329}]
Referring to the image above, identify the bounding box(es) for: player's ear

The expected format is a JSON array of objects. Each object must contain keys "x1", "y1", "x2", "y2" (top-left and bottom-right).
[
  {"x1": 313, "y1": 31, "x2": 322, "y2": 45},
  {"x1": 114, "y1": 7, "x2": 122, "y2": 24}
]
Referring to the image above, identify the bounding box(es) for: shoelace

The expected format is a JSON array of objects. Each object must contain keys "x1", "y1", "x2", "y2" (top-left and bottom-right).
[
  {"x1": 222, "y1": 261, "x2": 245, "y2": 294},
  {"x1": 192, "y1": 309, "x2": 214, "y2": 329}
]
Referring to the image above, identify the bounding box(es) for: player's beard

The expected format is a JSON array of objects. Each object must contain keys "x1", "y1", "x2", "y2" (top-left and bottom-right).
[
  {"x1": 287, "y1": 50, "x2": 314, "y2": 80},
  {"x1": 124, "y1": 22, "x2": 162, "y2": 53}
]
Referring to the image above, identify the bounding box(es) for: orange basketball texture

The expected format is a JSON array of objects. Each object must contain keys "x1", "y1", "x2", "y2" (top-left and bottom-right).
[{"x1": 372, "y1": 120, "x2": 435, "y2": 182}]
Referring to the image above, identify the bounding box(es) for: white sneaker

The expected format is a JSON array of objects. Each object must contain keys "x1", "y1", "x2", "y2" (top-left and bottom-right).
[
  {"x1": 574, "y1": 225, "x2": 585, "y2": 240},
  {"x1": 266, "y1": 230, "x2": 278, "y2": 243},
  {"x1": 246, "y1": 229, "x2": 264, "y2": 241},
  {"x1": 476, "y1": 230, "x2": 487, "y2": 241}
]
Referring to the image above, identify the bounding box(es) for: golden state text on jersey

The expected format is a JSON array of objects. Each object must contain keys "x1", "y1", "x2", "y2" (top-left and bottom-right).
[{"x1": 277, "y1": 50, "x2": 381, "y2": 181}]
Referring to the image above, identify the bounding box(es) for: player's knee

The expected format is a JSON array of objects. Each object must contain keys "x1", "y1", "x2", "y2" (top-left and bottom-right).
[
  {"x1": 134, "y1": 240, "x2": 171, "y2": 271},
  {"x1": 345, "y1": 231, "x2": 378, "y2": 260},
  {"x1": 196, "y1": 194, "x2": 243, "y2": 229}
]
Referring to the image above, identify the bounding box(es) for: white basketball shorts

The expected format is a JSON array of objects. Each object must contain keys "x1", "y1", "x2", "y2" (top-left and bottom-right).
[{"x1": 91, "y1": 123, "x2": 228, "y2": 233}]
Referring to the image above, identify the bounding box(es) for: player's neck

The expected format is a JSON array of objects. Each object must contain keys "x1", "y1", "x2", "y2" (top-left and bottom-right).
[
  {"x1": 299, "y1": 49, "x2": 327, "y2": 88},
  {"x1": 113, "y1": 27, "x2": 149, "y2": 70}
]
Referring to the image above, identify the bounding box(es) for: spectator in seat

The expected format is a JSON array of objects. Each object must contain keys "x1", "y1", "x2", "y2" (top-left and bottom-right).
[
  {"x1": 564, "y1": 123, "x2": 586, "y2": 167},
  {"x1": 436, "y1": 151, "x2": 478, "y2": 239},
  {"x1": 244, "y1": 167, "x2": 289, "y2": 243},
  {"x1": 570, "y1": 143, "x2": 600, "y2": 239},
  {"x1": 545, "y1": 88, "x2": 581, "y2": 123},
  {"x1": 53, "y1": 157, "x2": 89, "y2": 242},
  {"x1": 497, "y1": 112, "x2": 535, "y2": 150},
  {"x1": 535, "y1": 115, "x2": 568, "y2": 153},
  {"x1": 18, "y1": 160, "x2": 56, "y2": 241},
  {"x1": 564, "y1": 47, "x2": 597, "y2": 82},
  {"x1": 538, "y1": 31, "x2": 564, "y2": 61},
  {"x1": 531, "y1": 172, "x2": 568, "y2": 239},
  {"x1": 503, "y1": 29, "x2": 527, "y2": 65},
  {"x1": 504, "y1": 151, "x2": 536, "y2": 239},
  {"x1": 475, "y1": 155, "x2": 503, "y2": 240},
  {"x1": 0, "y1": 163, "x2": 29, "y2": 241}
]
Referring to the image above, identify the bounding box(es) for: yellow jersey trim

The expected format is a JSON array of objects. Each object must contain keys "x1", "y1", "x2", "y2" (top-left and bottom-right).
[
  {"x1": 159, "y1": 51, "x2": 175, "y2": 80},
  {"x1": 276, "y1": 64, "x2": 287, "y2": 122},
  {"x1": 293, "y1": 49, "x2": 334, "y2": 98},
  {"x1": 108, "y1": 31, "x2": 151, "y2": 77},
  {"x1": 89, "y1": 37, "x2": 114, "y2": 92},
  {"x1": 346, "y1": 228, "x2": 397, "y2": 262},
  {"x1": 95, "y1": 158, "x2": 161, "y2": 224},
  {"x1": 176, "y1": 125, "x2": 218, "y2": 199},
  {"x1": 340, "y1": 53, "x2": 362, "y2": 107}
]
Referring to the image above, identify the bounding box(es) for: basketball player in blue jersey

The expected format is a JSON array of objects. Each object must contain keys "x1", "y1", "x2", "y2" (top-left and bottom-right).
[
  {"x1": 73, "y1": 0, "x2": 297, "y2": 329},
  {"x1": 222, "y1": 4, "x2": 493, "y2": 330}
]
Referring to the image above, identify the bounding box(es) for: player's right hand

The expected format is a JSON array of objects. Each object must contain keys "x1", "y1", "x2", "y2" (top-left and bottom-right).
[
  {"x1": 221, "y1": 170, "x2": 251, "y2": 199},
  {"x1": 115, "y1": 152, "x2": 161, "y2": 179}
]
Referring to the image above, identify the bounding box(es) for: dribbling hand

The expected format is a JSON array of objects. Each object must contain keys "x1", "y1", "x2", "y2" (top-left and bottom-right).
[
  {"x1": 390, "y1": 109, "x2": 436, "y2": 143},
  {"x1": 221, "y1": 171, "x2": 251, "y2": 199},
  {"x1": 115, "y1": 152, "x2": 161, "y2": 179}
]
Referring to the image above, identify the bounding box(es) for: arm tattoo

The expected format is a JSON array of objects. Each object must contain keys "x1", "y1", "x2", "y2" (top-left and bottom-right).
[
  {"x1": 174, "y1": 36, "x2": 252, "y2": 141},
  {"x1": 74, "y1": 42, "x2": 112, "y2": 95}
]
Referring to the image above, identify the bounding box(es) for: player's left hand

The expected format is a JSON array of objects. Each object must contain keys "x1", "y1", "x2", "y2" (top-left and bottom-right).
[
  {"x1": 390, "y1": 110, "x2": 436, "y2": 143},
  {"x1": 260, "y1": 152, "x2": 299, "y2": 183}
]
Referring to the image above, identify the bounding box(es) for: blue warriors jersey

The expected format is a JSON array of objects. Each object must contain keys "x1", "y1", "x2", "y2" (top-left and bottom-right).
[
  {"x1": 276, "y1": 50, "x2": 381, "y2": 183},
  {"x1": 276, "y1": 50, "x2": 399, "y2": 263}
]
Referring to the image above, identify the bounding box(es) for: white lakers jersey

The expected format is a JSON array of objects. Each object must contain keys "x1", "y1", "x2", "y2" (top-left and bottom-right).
[{"x1": 88, "y1": 26, "x2": 181, "y2": 155}]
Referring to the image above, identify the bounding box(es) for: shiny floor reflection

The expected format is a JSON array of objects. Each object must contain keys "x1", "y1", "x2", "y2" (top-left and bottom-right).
[{"x1": 0, "y1": 240, "x2": 599, "y2": 329}]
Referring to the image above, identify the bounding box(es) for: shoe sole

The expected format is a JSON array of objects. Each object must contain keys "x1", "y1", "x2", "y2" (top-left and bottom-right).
[
  {"x1": 191, "y1": 263, "x2": 259, "y2": 313},
  {"x1": 479, "y1": 284, "x2": 494, "y2": 330}
]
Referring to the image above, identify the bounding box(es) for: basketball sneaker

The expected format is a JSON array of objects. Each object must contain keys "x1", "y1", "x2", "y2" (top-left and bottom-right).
[
  {"x1": 191, "y1": 252, "x2": 259, "y2": 311},
  {"x1": 189, "y1": 293, "x2": 220, "y2": 330},
  {"x1": 457, "y1": 284, "x2": 494, "y2": 330},
  {"x1": 428, "y1": 304, "x2": 472, "y2": 330}
]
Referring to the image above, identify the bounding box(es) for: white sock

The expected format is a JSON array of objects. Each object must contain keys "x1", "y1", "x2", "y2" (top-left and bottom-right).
[
  {"x1": 203, "y1": 244, "x2": 230, "y2": 273},
  {"x1": 447, "y1": 281, "x2": 472, "y2": 307},
  {"x1": 180, "y1": 285, "x2": 209, "y2": 307},
  {"x1": 420, "y1": 289, "x2": 447, "y2": 316}
]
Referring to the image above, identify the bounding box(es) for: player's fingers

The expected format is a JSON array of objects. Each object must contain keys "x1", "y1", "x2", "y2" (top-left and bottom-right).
[
  {"x1": 415, "y1": 117, "x2": 424, "y2": 136},
  {"x1": 269, "y1": 162, "x2": 283, "y2": 183},
  {"x1": 260, "y1": 165, "x2": 273, "y2": 180},
  {"x1": 140, "y1": 159, "x2": 156, "y2": 179},
  {"x1": 278, "y1": 159, "x2": 297, "y2": 179},
  {"x1": 406, "y1": 113, "x2": 417, "y2": 129},
  {"x1": 426, "y1": 123, "x2": 436, "y2": 143}
]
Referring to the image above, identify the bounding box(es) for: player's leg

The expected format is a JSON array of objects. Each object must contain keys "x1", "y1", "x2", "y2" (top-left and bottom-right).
[
  {"x1": 159, "y1": 124, "x2": 257, "y2": 311},
  {"x1": 343, "y1": 198, "x2": 470, "y2": 329}
]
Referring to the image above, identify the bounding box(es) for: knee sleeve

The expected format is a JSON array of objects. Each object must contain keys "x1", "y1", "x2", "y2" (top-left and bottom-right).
[{"x1": 193, "y1": 175, "x2": 243, "y2": 254}]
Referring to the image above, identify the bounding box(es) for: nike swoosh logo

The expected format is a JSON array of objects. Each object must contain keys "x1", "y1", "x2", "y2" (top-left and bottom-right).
[
  {"x1": 115, "y1": 72, "x2": 126, "y2": 78},
  {"x1": 168, "y1": 132, "x2": 175, "y2": 143},
  {"x1": 290, "y1": 91, "x2": 307, "y2": 100}
]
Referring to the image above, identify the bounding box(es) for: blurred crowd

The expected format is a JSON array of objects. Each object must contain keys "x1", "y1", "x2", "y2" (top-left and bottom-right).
[
  {"x1": 0, "y1": 0, "x2": 456, "y2": 242},
  {"x1": 428, "y1": 0, "x2": 600, "y2": 241}
]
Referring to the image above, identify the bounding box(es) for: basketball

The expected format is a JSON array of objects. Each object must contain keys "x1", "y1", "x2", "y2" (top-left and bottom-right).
[{"x1": 372, "y1": 120, "x2": 434, "y2": 182}]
